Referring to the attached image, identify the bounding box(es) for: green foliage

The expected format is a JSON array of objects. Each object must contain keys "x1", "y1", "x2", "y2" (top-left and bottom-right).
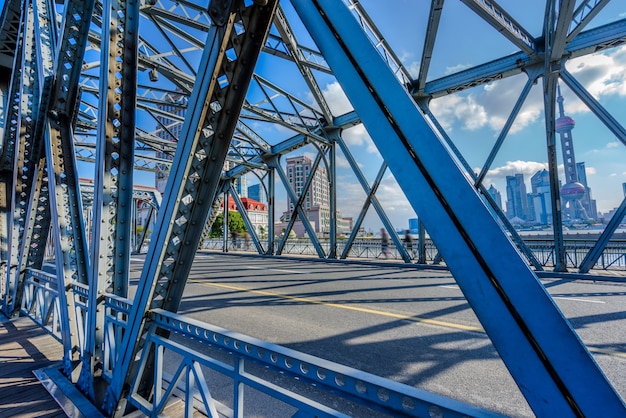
[{"x1": 210, "y1": 211, "x2": 247, "y2": 237}]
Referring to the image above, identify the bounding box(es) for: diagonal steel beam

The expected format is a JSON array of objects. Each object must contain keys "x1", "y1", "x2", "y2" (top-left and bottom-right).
[
  {"x1": 418, "y1": 100, "x2": 543, "y2": 271},
  {"x1": 274, "y1": 5, "x2": 333, "y2": 122},
  {"x1": 568, "y1": 0, "x2": 611, "y2": 42},
  {"x1": 291, "y1": 0, "x2": 626, "y2": 415},
  {"x1": 460, "y1": 0, "x2": 535, "y2": 54},
  {"x1": 579, "y1": 196, "x2": 626, "y2": 273},
  {"x1": 415, "y1": 0, "x2": 444, "y2": 95}
]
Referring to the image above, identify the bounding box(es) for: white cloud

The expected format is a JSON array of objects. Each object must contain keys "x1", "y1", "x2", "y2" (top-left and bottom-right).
[
  {"x1": 445, "y1": 63, "x2": 472, "y2": 75},
  {"x1": 335, "y1": 154, "x2": 352, "y2": 169},
  {"x1": 566, "y1": 45, "x2": 626, "y2": 112},
  {"x1": 427, "y1": 45, "x2": 626, "y2": 136},
  {"x1": 484, "y1": 160, "x2": 549, "y2": 181},
  {"x1": 607, "y1": 141, "x2": 620, "y2": 148},
  {"x1": 429, "y1": 75, "x2": 543, "y2": 135},
  {"x1": 321, "y1": 82, "x2": 353, "y2": 115}
]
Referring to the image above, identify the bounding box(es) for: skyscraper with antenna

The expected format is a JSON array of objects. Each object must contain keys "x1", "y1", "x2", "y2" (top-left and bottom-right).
[{"x1": 556, "y1": 85, "x2": 589, "y2": 220}]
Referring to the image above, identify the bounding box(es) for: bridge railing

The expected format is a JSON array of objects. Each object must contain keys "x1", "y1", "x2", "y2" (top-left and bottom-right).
[
  {"x1": 103, "y1": 294, "x2": 132, "y2": 383},
  {"x1": 126, "y1": 308, "x2": 493, "y2": 418},
  {"x1": 200, "y1": 237, "x2": 626, "y2": 271},
  {"x1": 20, "y1": 268, "x2": 62, "y2": 340}
]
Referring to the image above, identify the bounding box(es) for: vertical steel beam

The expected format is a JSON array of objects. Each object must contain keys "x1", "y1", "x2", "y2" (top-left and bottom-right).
[
  {"x1": 543, "y1": 1, "x2": 568, "y2": 273},
  {"x1": 223, "y1": 190, "x2": 230, "y2": 251},
  {"x1": 4, "y1": 2, "x2": 38, "y2": 315},
  {"x1": 266, "y1": 162, "x2": 276, "y2": 254},
  {"x1": 290, "y1": 0, "x2": 625, "y2": 415},
  {"x1": 328, "y1": 140, "x2": 337, "y2": 258},
  {"x1": 104, "y1": 2, "x2": 279, "y2": 413},
  {"x1": 80, "y1": 0, "x2": 139, "y2": 402},
  {"x1": 417, "y1": 219, "x2": 427, "y2": 264},
  {"x1": 42, "y1": 0, "x2": 97, "y2": 380}
]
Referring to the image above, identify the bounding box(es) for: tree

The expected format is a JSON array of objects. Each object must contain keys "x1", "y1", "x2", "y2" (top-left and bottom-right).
[{"x1": 210, "y1": 211, "x2": 247, "y2": 238}]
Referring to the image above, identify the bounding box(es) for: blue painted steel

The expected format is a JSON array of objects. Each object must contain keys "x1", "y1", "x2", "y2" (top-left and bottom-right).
[
  {"x1": 130, "y1": 308, "x2": 506, "y2": 418},
  {"x1": 561, "y1": 69, "x2": 626, "y2": 147},
  {"x1": 290, "y1": 0, "x2": 625, "y2": 415},
  {"x1": 415, "y1": 19, "x2": 626, "y2": 99},
  {"x1": 579, "y1": 197, "x2": 626, "y2": 273}
]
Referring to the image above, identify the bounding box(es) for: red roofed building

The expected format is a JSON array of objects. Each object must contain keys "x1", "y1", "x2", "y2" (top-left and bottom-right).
[{"x1": 223, "y1": 196, "x2": 268, "y2": 236}]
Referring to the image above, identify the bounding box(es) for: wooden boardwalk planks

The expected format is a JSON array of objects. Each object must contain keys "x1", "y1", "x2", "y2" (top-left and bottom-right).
[{"x1": 0, "y1": 314, "x2": 66, "y2": 418}]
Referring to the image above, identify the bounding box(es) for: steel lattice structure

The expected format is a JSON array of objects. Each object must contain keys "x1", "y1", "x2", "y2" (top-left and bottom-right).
[{"x1": 1, "y1": 0, "x2": 626, "y2": 416}]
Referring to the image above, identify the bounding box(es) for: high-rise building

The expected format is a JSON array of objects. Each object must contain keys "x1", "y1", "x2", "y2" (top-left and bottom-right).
[
  {"x1": 224, "y1": 160, "x2": 247, "y2": 198},
  {"x1": 247, "y1": 183, "x2": 266, "y2": 203},
  {"x1": 487, "y1": 184, "x2": 502, "y2": 211},
  {"x1": 530, "y1": 169, "x2": 552, "y2": 224},
  {"x1": 505, "y1": 174, "x2": 529, "y2": 221},
  {"x1": 283, "y1": 155, "x2": 330, "y2": 234},
  {"x1": 576, "y1": 162, "x2": 598, "y2": 219}
]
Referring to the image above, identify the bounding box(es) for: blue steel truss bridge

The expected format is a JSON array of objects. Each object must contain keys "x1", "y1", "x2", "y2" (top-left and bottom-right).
[{"x1": 1, "y1": 0, "x2": 626, "y2": 416}]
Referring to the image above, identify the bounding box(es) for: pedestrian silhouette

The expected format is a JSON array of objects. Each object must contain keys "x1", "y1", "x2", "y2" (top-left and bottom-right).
[
  {"x1": 380, "y1": 228, "x2": 390, "y2": 259},
  {"x1": 404, "y1": 229, "x2": 414, "y2": 258}
]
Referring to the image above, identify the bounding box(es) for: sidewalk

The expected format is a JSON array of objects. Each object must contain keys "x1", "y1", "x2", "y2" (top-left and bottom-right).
[{"x1": 0, "y1": 314, "x2": 65, "y2": 417}]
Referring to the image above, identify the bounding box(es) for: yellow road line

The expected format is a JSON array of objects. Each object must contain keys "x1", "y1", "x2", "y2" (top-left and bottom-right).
[
  {"x1": 588, "y1": 346, "x2": 626, "y2": 359},
  {"x1": 189, "y1": 279, "x2": 626, "y2": 360},
  {"x1": 189, "y1": 279, "x2": 483, "y2": 332}
]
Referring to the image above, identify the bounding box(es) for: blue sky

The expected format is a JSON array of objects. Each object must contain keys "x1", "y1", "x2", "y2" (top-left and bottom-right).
[{"x1": 3, "y1": 0, "x2": 626, "y2": 233}]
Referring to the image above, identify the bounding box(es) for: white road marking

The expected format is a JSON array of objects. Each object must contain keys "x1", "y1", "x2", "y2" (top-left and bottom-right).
[
  {"x1": 553, "y1": 296, "x2": 605, "y2": 304},
  {"x1": 439, "y1": 285, "x2": 460, "y2": 290}
]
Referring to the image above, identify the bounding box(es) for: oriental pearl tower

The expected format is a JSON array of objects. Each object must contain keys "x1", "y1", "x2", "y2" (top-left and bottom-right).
[{"x1": 556, "y1": 85, "x2": 588, "y2": 220}]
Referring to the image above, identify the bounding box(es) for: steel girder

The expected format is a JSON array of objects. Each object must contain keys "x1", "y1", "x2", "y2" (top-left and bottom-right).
[
  {"x1": 103, "y1": 1, "x2": 279, "y2": 413},
  {"x1": 79, "y1": 0, "x2": 140, "y2": 402},
  {"x1": 290, "y1": 0, "x2": 625, "y2": 416}
]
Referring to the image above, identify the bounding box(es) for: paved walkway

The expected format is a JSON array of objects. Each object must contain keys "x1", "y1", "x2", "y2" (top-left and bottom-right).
[{"x1": 0, "y1": 314, "x2": 65, "y2": 417}]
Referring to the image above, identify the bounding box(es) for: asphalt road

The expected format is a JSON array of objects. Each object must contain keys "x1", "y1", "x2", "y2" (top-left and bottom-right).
[{"x1": 129, "y1": 252, "x2": 626, "y2": 417}]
